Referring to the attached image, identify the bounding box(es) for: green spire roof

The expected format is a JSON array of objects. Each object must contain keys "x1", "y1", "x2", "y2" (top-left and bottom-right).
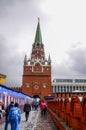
[{"x1": 34, "y1": 18, "x2": 42, "y2": 44}]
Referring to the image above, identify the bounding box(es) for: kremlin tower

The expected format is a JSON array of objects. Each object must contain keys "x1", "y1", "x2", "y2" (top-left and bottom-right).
[{"x1": 22, "y1": 18, "x2": 52, "y2": 99}]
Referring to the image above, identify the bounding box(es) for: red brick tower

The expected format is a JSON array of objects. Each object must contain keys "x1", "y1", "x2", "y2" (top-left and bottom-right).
[{"x1": 22, "y1": 18, "x2": 52, "y2": 99}]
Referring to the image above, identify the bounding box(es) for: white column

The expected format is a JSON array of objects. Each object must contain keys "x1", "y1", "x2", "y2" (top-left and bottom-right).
[
  {"x1": 53, "y1": 86, "x2": 55, "y2": 93},
  {"x1": 59, "y1": 85, "x2": 61, "y2": 92},
  {"x1": 56, "y1": 86, "x2": 58, "y2": 92}
]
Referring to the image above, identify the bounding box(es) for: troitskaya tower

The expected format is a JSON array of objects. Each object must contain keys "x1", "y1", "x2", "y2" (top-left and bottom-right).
[{"x1": 22, "y1": 18, "x2": 52, "y2": 99}]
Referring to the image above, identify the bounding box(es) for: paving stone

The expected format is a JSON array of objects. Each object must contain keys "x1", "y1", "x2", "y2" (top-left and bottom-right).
[{"x1": 33, "y1": 110, "x2": 58, "y2": 130}]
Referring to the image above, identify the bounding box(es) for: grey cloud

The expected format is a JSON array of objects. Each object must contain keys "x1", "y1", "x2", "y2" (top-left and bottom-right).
[
  {"x1": 52, "y1": 43, "x2": 86, "y2": 80},
  {"x1": 68, "y1": 45, "x2": 86, "y2": 76},
  {"x1": 6, "y1": 53, "x2": 24, "y2": 87},
  {"x1": 0, "y1": 0, "x2": 48, "y2": 87},
  {"x1": 52, "y1": 62, "x2": 75, "y2": 80},
  {"x1": 0, "y1": 35, "x2": 24, "y2": 87},
  {"x1": 0, "y1": 0, "x2": 47, "y2": 39},
  {"x1": 0, "y1": 35, "x2": 10, "y2": 62},
  {"x1": 0, "y1": 0, "x2": 43, "y2": 19}
]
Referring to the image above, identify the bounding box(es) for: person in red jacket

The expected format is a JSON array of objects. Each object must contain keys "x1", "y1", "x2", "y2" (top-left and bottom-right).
[{"x1": 40, "y1": 99, "x2": 47, "y2": 116}]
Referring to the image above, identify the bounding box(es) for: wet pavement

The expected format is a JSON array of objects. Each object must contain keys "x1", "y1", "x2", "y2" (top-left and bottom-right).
[
  {"x1": 0, "y1": 108, "x2": 58, "y2": 130},
  {"x1": 33, "y1": 110, "x2": 58, "y2": 130}
]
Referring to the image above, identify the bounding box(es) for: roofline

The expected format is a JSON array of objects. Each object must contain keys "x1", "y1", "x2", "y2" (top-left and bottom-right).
[
  {"x1": 0, "y1": 74, "x2": 6, "y2": 77},
  {"x1": 0, "y1": 84, "x2": 33, "y2": 98}
]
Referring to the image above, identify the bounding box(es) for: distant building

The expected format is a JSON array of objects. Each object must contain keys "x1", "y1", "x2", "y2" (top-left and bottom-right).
[
  {"x1": 52, "y1": 79, "x2": 86, "y2": 97},
  {"x1": 0, "y1": 74, "x2": 6, "y2": 85},
  {"x1": 52, "y1": 79, "x2": 86, "y2": 93}
]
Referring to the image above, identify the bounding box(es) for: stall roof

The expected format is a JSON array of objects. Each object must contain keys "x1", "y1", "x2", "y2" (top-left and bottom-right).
[{"x1": 0, "y1": 84, "x2": 34, "y2": 101}]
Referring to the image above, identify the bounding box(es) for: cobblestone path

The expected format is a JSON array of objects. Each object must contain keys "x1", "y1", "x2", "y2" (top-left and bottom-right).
[
  {"x1": 33, "y1": 111, "x2": 58, "y2": 130},
  {"x1": 0, "y1": 108, "x2": 58, "y2": 130}
]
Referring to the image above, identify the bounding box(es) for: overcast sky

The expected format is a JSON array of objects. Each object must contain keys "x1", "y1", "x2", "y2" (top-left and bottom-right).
[{"x1": 0, "y1": 0, "x2": 86, "y2": 87}]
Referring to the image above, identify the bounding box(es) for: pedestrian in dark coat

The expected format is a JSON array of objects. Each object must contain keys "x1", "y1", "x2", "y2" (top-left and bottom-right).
[
  {"x1": 23, "y1": 101, "x2": 31, "y2": 121},
  {"x1": 5, "y1": 101, "x2": 14, "y2": 130}
]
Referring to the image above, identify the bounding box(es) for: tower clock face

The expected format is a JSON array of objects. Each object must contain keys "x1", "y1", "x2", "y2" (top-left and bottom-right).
[
  {"x1": 34, "y1": 85, "x2": 39, "y2": 89},
  {"x1": 26, "y1": 83, "x2": 30, "y2": 88},
  {"x1": 43, "y1": 83, "x2": 46, "y2": 88}
]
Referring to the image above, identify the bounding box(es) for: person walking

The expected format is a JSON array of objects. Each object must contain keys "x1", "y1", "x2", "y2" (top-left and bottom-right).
[
  {"x1": 23, "y1": 100, "x2": 31, "y2": 121},
  {"x1": 0, "y1": 102, "x2": 5, "y2": 119},
  {"x1": 40, "y1": 99, "x2": 47, "y2": 117},
  {"x1": 5, "y1": 101, "x2": 14, "y2": 130},
  {"x1": 7, "y1": 102, "x2": 21, "y2": 130}
]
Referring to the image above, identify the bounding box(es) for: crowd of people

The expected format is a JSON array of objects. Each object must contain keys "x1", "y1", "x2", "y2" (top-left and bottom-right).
[{"x1": 0, "y1": 98, "x2": 47, "y2": 130}]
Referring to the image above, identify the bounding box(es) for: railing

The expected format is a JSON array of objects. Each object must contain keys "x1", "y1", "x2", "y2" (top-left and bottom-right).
[{"x1": 47, "y1": 95, "x2": 86, "y2": 130}]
